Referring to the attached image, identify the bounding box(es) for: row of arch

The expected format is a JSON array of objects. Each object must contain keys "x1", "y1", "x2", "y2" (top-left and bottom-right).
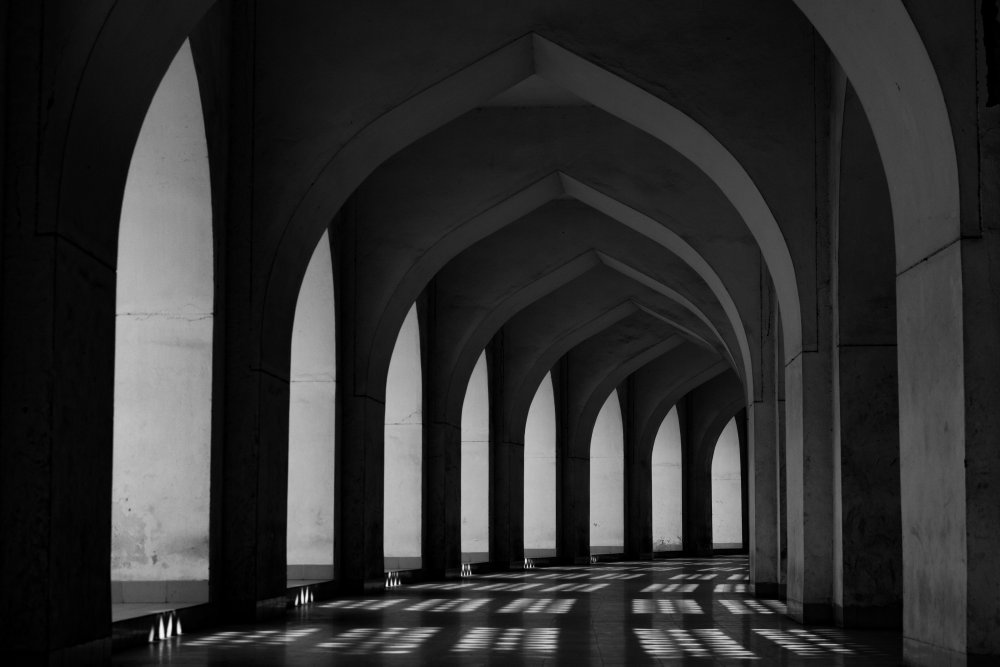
[
  {"x1": 109, "y1": 42, "x2": 743, "y2": 604},
  {"x1": 10, "y1": 1, "x2": 988, "y2": 662}
]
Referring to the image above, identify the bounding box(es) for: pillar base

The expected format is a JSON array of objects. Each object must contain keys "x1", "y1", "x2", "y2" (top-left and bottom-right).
[
  {"x1": 786, "y1": 599, "x2": 833, "y2": 624},
  {"x1": 751, "y1": 581, "x2": 781, "y2": 598},
  {"x1": 903, "y1": 637, "x2": 999, "y2": 667},
  {"x1": 835, "y1": 602, "x2": 901, "y2": 629}
]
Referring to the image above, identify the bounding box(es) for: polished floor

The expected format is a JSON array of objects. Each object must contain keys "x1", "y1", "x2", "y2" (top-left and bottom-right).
[{"x1": 113, "y1": 556, "x2": 903, "y2": 665}]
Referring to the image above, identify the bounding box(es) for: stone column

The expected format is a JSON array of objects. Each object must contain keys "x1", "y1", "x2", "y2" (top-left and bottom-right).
[
  {"x1": 623, "y1": 379, "x2": 653, "y2": 560},
  {"x1": 831, "y1": 84, "x2": 901, "y2": 629},
  {"x1": 749, "y1": 281, "x2": 780, "y2": 596},
  {"x1": 554, "y1": 359, "x2": 590, "y2": 564}
]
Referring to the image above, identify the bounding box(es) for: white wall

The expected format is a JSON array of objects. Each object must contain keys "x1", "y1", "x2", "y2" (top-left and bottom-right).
[
  {"x1": 461, "y1": 351, "x2": 490, "y2": 562},
  {"x1": 111, "y1": 40, "x2": 213, "y2": 600},
  {"x1": 384, "y1": 304, "x2": 422, "y2": 568},
  {"x1": 287, "y1": 231, "x2": 336, "y2": 579},
  {"x1": 524, "y1": 372, "x2": 556, "y2": 556},
  {"x1": 712, "y1": 417, "x2": 743, "y2": 548},
  {"x1": 589, "y1": 390, "x2": 624, "y2": 553},
  {"x1": 651, "y1": 406, "x2": 683, "y2": 551}
]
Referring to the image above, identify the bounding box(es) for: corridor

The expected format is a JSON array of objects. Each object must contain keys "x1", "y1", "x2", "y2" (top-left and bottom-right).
[{"x1": 114, "y1": 557, "x2": 901, "y2": 665}]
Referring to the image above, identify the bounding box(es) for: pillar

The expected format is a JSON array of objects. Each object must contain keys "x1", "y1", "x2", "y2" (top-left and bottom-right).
[{"x1": 749, "y1": 279, "x2": 780, "y2": 596}]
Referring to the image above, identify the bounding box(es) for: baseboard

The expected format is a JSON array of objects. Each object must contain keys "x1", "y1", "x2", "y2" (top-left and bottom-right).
[
  {"x1": 111, "y1": 580, "x2": 208, "y2": 603},
  {"x1": 786, "y1": 598, "x2": 833, "y2": 624}
]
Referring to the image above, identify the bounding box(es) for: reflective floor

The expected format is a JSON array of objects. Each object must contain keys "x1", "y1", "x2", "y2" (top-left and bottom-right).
[{"x1": 113, "y1": 556, "x2": 903, "y2": 665}]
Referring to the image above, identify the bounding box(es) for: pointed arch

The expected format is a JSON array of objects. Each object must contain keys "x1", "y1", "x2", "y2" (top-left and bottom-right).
[
  {"x1": 651, "y1": 406, "x2": 683, "y2": 552},
  {"x1": 711, "y1": 418, "x2": 743, "y2": 549},
  {"x1": 260, "y1": 33, "x2": 812, "y2": 408},
  {"x1": 111, "y1": 39, "x2": 213, "y2": 606},
  {"x1": 461, "y1": 351, "x2": 490, "y2": 563},
  {"x1": 287, "y1": 230, "x2": 336, "y2": 581},
  {"x1": 524, "y1": 372, "x2": 557, "y2": 557},
  {"x1": 384, "y1": 304, "x2": 423, "y2": 570},
  {"x1": 590, "y1": 390, "x2": 625, "y2": 555}
]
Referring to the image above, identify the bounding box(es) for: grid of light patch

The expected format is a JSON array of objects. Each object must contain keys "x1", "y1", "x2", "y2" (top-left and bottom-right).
[
  {"x1": 539, "y1": 582, "x2": 608, "y2": 592},
  {"x1": 634, "y1": 628, "x2": 758, "y2": 659},
  {"x1": 714, "y1": 583, "x2": 748, "y2": 592},
  {"x1": 452, "y1": 627, "x2": 558, "y2": 654},
  {"x1": 319, "y1": 598, "x2": 405, "y2": 611},
  {"x1": 588, "y1": 572, "x2": 643, "y2": 580},
  {"x1": 183, "y1": 628, "x2": 320, "y2": 647},
  {"x1": 469, "y1": 582, "x2": 541, "y2": 592},
  {"x1": 718, "y1": 599, "x2": 775, "y2": 614},
  {"x1": 753, "y1": 627, "x2": 885, "y2": 657},
  {"x1": 497, "y1": 597, "x2": 576, "y2": 614},
  {"x1": 409, "y1": 581, "x2": 475, "y2": 591},
  {"x1": 403, "y1": 598, "x2": 491, "y2": 612},
  {"x1": 640, "y1": 582, "x2": 699, "y2": 593},
  {"x1": 631, "y1": 598, "x2": 704, "y2": 614},
  {"x1": 314, "y1": 627, "x2": 439, "y2": 655}
]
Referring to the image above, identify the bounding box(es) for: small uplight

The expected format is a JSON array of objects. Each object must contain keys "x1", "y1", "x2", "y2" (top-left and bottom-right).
[
  {"x1": 292, "y1": 586, "x2": 315, "y2": 607},
  {"x1": 147, "y1": 611, "x2": 182, "y2": 644}
]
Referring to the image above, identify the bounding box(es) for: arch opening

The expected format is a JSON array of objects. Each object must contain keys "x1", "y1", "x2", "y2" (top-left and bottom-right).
[
  {"x1": 651, "y1": 406, "x2": 683, "y2": 553},
  {"x1": 287, "y1": 230, "x2": 336, "y2": 582},
  {"x1": 524, "y1": 372, "x2": 557, "y2": 558},
  {"x1": 111, "y1": 39, "x2": 213, "y2": 609},
  {"x1": 589, "y1": 389, "x2": 624, "y2": 555},
  {"x1": 460, "y1": 351, "x2": 490, "y2": 564},
  {"x1": 711, "y1": 418, "x2": 743, "y2": 550},
  {"x1": 383, "y1": 304, "x2": 423, "y2": 571}
]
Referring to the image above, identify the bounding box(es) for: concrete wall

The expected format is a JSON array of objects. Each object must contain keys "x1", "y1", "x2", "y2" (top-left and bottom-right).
[
  {"x1": 589, "y1": 390, "x2": 624, "y2": 553},
  {"x1": 111, "y1": 40, "x2": 212, "y2": 602},
  {"x1": 712, "y1": 418, "x2": 743, "y2": 548},
  {"x1": 384, "y1": 304, "x2": 422, "y2": 568},
  {"x1": 461, "y1": 351, "x2": 490, "y2": 562},
  {"x1": 287, "y1": 231, "x2": 336, "y2": 579},
  {"x1": 524, "y1": 372, "x2": 556, "y2": 555},
  {"x1": 651, "y1": 406, "x2": 683, "y2": 552}
]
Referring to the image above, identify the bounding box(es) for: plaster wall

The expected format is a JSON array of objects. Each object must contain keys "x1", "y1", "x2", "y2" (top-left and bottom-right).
[
  {"x1": 711, "y1": 418, "x2": 743, "y2": 548},
  {"x1": 384, "y1": 304, "x2": 422, "y2": 566},
  {"x1": 589, "y1": 390, "x2": 624, "y2": 552},
  {"x1": 461, "y1": 351, "x2": 490, "y2": 561},
  {"x1": 524, "y1": 372, "x2": 557, "y2": 554},
  {"x1": 111, "y1": 40, "x2": 212, "y2": 591},
  {"x1": 287, "y1": 231, "x2": 336, "y2": 576},
  {"x1": 651, "y1": 406, "x2": 683, "y2": 552}
]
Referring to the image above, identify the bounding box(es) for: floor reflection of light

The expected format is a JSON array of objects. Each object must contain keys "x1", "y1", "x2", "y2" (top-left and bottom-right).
[
  {"x1": 319, "y1": 598, "x2": 406, "y2": 611},
  {"x1": 714, "y1": 583, "x2": 748, "y2": 593},
  {"x1": 634, "y1": 628, "x2": 758, "y2": 659},
  {"x1": 631, "y1": 599, "x2": 704, "y2": 614},
  {"x1": 670, "y1": 573, "x2": 717, "y2": 580},
  {"x1": 754, "y1": 628, "x2": 880, "y2": 656},
  {"x1": 497, "y1": 598, "x2": 576, "y2": 614},
  {"x1": 410, "y1": 582, "x2": 475, "y2": 591},
  {"x1": 589, "y1": 572, "x2": 642, "y2": 580},
  {"x1": 315, "y1": 627, "x2": 439, "y2": 655},
  {"x1": 641, "y1": 582, "x2": 700, "y2": 593},
  {"x1": 403, "y1": 598, "x2": 491, "y2": 612},
  {"x1": 718, "y1": 599, "x2": 774, "y2": 615},
  {"x1": 540, "y1": 582, "x2": 608, "y2": 592},
  {"x1": 760, "y1": 599, "x2": 787, "y2": 613},
  {"x1": 534, "y1": 572, "x2": 590, "y2": 580},
  {"x1": 471, "y1": 582, "x2": 541, "y2": 592},
  {"x1": 185, "y1": 627, "x2": 321, "y2": 648},
  {"x1": 453, "y1": 627, "x2": 558, "y2": 654}
]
